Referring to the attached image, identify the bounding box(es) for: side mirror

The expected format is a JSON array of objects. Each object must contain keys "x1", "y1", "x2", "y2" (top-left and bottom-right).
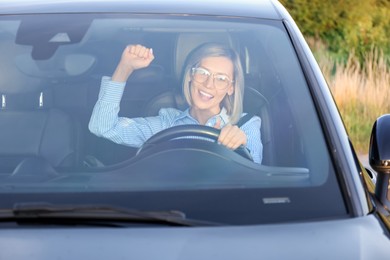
[{"x1": 369, "y1": 114, "x2": 390, "y2": 208}]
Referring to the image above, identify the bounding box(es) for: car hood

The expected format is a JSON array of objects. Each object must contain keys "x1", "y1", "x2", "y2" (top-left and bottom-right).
[{"x1": 0, "y1": 214, "x2": 389, "y2": 259}]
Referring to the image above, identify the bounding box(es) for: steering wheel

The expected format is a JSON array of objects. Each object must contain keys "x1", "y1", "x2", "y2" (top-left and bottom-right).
[{"x1": 136, "y1": 125, "x2": 253, "y2": 161}]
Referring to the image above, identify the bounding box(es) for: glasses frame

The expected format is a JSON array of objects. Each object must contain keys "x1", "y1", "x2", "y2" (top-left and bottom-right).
[{"x1": 191, "y1": 67, "x2": 234, "y2": 90}]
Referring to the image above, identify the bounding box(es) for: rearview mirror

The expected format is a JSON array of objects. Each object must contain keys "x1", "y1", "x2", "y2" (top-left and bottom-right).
[{"x1": 369, "y1": 114, "x2": 390, "y2": 208}]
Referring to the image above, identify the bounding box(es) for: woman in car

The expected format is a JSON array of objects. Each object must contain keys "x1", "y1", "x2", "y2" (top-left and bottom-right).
[{"x1": 89, "y1": 43, "x2": 263, "y2": 163}]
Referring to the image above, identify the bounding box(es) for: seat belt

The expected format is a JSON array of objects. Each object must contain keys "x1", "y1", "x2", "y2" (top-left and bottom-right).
[{"x1": 237, "y1": 113, "x2": 254, "y2": 127}]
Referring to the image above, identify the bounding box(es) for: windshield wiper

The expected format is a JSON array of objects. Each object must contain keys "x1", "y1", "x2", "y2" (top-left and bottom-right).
[{"x1": 0, "y1": 202, "x2": 221, "y2": 227}]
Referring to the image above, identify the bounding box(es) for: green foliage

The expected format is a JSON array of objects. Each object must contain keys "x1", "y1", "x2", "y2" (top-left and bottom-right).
[
  {"x1": 279, "y1": 0, "x2": 390, "y2": 153},
  {"x1": 279, "y1": 0, "x2": 390, "y2": 63}
]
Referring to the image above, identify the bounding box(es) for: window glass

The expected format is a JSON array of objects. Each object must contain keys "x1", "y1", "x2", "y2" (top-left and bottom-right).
[{"x1": 0, "y1": 14, "x2": 346, "y2": 224}]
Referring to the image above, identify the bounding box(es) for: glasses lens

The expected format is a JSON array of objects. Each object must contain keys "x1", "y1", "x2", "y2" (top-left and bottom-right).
[
  {"x1": 192, "y1": 67, "x2": 232, "y2": 89},
  {"x1": 192, "y1": 68, "x2": 209, "y2": 83},
  {"x1": 214, "y1": 74, "x2": 229, "y2": 89}
]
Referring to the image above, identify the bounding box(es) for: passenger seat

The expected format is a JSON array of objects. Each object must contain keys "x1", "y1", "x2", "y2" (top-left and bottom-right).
[{"x1": 0, "y1": 90, "x2": 83, "y2": 173}]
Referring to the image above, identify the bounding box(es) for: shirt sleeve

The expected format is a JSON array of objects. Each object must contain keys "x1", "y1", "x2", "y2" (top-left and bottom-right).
[
  {"x1": 240, "y1": 116, "x2": 263, "y2": 164},
  {"x1": 88, "y1": 77, "x2": 175, "y2": 147}
]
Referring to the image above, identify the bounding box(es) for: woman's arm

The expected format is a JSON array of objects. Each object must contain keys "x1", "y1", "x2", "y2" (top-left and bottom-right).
[
  {"x1": 112, "y1": 44, "x2": 154, "y2": 82},
  {"x1": 89, "y1": 45, "x2": 158, "y2": 147},
  {"x1": 88, "y1": 77, "x2": 177, "y2": 147}
]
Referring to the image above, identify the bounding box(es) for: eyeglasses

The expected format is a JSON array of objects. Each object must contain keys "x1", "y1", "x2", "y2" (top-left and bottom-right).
[{"x1": 191, "y1": 67, "x2": 234, "y2": 89}]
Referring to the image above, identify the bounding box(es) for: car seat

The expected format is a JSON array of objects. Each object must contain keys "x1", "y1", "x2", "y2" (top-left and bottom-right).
[
  {"x1": 0, "y1": 90, "x2": 83, "y2": 174},
  {"x1": 0, "y1": 31, "x2": 84, "y2": 174}
]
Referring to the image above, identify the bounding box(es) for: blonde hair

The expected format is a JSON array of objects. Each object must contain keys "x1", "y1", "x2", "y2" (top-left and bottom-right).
[{"x1": 182, "y1": 43, "x2": 244, "y2": 124}]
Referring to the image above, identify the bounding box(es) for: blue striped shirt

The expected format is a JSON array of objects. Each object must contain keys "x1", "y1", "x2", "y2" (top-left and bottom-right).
[{"x1": 89, "y1": 76, "x2": 263, "y2": 163}]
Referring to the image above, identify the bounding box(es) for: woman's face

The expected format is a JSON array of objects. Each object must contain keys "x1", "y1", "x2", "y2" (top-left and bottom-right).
[{"x1": 190, "y1": 56, "x2": 234, "y2": 116}]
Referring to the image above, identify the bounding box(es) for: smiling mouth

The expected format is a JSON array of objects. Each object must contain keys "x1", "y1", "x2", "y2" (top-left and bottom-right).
[{"x1": 199, "y1": 90, "x2": 214, "y2": 100}]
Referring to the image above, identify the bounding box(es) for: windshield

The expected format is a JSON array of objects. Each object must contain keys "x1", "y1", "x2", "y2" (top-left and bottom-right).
[{"x1": 0, "y1": 13, "x2": 346, "y2": 224}]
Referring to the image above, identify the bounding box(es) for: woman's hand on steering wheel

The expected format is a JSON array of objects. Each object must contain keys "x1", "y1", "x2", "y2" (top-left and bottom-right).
[{"x1": 214, "y1": 118, "x2": 247, "y2": 150}]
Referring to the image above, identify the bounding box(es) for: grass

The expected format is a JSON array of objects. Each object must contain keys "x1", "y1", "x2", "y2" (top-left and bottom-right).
[{"x1": 310, "y1": 40, "x2": 390, "y2": 154}]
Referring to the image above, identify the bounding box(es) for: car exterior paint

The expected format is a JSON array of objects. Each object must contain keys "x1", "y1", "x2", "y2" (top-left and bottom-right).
[{"x1": 0, "y1": 0, "x2": 389, "y2": 259}]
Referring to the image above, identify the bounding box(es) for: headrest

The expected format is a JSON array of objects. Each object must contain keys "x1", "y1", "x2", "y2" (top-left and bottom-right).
[{"x1": 174, "y1": 33, "x2": 233, "y2": 81}]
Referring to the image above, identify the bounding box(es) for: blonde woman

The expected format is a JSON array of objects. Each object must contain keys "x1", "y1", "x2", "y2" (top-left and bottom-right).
[{"x1": 89, "y1": 43, "x2": 262, "y2": 163}]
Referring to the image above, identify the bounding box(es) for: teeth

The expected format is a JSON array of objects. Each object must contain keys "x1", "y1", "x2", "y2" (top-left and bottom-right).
[{"x1": 200, "y1": 90, "x2": 213, "y2": 98}]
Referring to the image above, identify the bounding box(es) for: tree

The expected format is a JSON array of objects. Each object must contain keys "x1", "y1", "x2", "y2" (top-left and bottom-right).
[{"x1": 279, "y1": 0, "x2": 390, "y2": 62}]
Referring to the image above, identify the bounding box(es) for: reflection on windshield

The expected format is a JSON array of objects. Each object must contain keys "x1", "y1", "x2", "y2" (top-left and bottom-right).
[{"x1": 0, "y1": 15, "x2": 330, "y2": 190}]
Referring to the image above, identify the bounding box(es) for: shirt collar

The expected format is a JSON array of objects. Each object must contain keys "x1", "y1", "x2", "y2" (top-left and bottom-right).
[
  {"x1": 218, "y1": 107, "x2": 230, "y2": 125},
  {"x1": 174, "y1": 107, "x2": 230, "y2": 126}
]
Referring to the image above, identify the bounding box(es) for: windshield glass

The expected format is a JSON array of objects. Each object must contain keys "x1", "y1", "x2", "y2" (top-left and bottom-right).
[{"x1": 0, "y1": 14, "x2": 346, "y2": 224}]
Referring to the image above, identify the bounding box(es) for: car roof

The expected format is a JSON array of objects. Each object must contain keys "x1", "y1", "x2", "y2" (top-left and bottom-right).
[{"x1": 0, "y1": 0, "x2": 282, "y2": 20}]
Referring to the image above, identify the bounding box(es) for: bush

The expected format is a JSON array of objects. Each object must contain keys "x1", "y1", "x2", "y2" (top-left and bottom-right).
[{"x1": 279, "y1": 0, "x2": 390, "y2": 63}]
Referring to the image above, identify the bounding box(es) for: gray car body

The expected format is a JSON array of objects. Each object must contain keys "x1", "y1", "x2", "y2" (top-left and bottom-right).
[
  {"x1": 0, "y1": 0, "x2": 389, "y2": 258},
  {"x1": 1, "y1": 216, "x2": 390, "y2": 259}
]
